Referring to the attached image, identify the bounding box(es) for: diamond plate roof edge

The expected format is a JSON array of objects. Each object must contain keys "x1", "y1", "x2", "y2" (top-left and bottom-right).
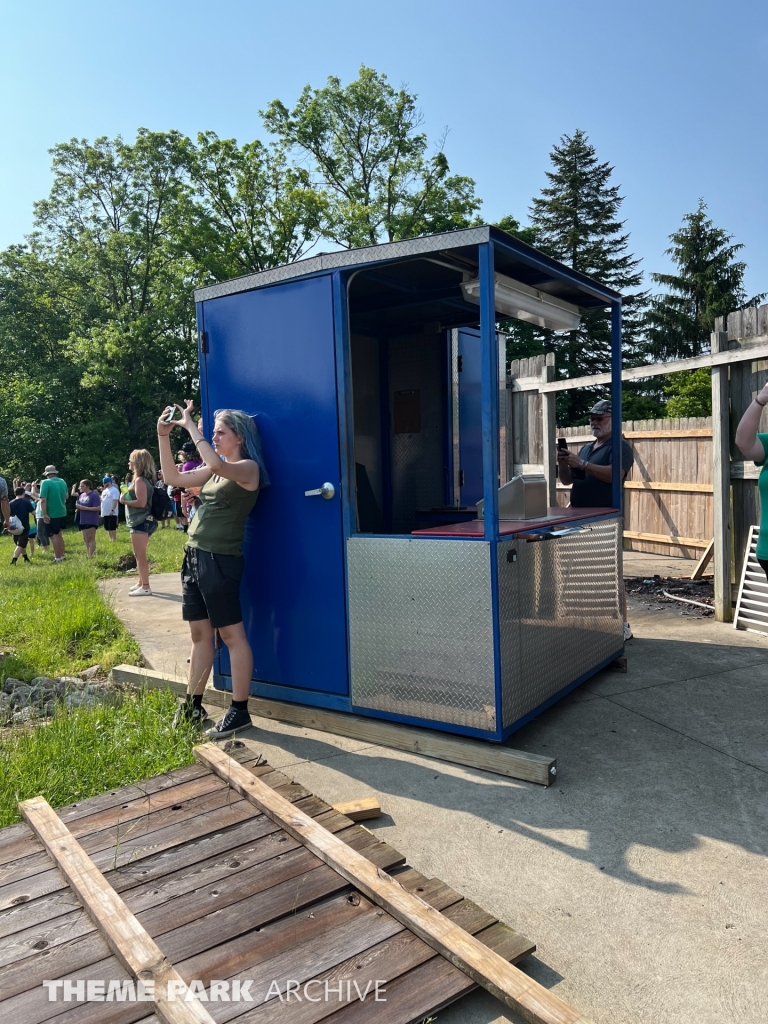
[{"x1": 193, "y1": 227, "x2": 492, "y2": 302}]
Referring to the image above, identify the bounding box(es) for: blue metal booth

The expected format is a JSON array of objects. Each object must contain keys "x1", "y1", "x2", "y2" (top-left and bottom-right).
[{"x1": 194, "y1": 226, "x2": 625, "y2": 742}]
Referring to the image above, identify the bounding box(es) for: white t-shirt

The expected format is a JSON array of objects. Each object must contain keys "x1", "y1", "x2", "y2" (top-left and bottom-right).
[{"x1": 100, "y1": 485, "x2": 120, "y2": 516}]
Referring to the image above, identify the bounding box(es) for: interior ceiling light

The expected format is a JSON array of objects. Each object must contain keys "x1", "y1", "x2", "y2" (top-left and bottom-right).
[{"x1": 461, "y1": 273, "x2": 582, "y2": 332}]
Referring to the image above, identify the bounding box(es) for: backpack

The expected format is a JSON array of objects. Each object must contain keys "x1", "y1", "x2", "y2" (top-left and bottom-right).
[{"x1": 150, "y1": 483, "x2": 173, "y2": 520}]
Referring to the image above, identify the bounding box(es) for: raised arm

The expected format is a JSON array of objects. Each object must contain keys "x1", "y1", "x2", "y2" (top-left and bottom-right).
[
  {"x1": 735, "y1": 382, "x2": 768, "y2": 462},
  {"x1": 156, "y1": 409, "x2": 213, "y2": 489},
  {"x1": 172, "y1": 402, "x2": 259, "y2": 489}
]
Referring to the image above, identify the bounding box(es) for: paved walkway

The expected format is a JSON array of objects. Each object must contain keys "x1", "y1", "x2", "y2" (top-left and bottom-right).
[{"x1": 102, "y1": 560, "x2": 766, "y2": 1024}]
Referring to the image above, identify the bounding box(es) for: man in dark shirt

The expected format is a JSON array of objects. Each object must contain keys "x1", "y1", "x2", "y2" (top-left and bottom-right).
[
  {"x1": 9, "y1": 487, "x2": 36, "y2": 564},
  {"x1": 557, "y1": 399, "x2": 634, "y2": 639}
]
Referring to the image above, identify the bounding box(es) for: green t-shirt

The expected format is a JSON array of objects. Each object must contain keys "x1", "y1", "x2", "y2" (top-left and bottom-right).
[
  {"x1": 40, "y1": 476, "x2": 68, "y2": 519},
  {"x1": 756, "y1": 434, "x2": 768, "y2": 559},
  {"x1": 187, "y1": 475, "x2": 259, "y2": 557}
]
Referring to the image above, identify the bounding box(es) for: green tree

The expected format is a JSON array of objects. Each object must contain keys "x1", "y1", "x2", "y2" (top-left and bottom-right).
[
  {"x1": 663, "y1": 368, "x2": 712, "y2": 417},
  {"x1": 646, "y1": 201, "x2": 760, "y2": 359},
  {"x1": 175, "y1": 132, "x2": 326, "y2": 283},
  {"x1": 529, "y1": 130, "x2": 646, "y2": 423},
  {"x1": 262, "y1": 65, "x2": 481, "y2": 248},
  {"x1": 31, "y1": 130, "x2": 197, "y2": 471}
]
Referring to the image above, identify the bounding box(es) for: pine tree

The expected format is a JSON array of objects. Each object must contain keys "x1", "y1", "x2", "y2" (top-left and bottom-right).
[
  {"x1": 529, "y1": 130, "x2": 645, "y2": 422},
  {"x1": 646, "y1": 201, "x2": 758, "y2": 360}
]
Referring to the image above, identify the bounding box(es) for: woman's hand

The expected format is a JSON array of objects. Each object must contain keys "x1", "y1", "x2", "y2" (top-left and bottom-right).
[
  {"x1": 175, "y1": 400, "x2": 197, "y2": 434},
  {"x1": 157, "y1": 407, "x2": 177, "y2": 437}
]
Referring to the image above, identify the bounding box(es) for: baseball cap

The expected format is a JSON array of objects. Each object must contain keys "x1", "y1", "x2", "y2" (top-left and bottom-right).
[
  {"x1": 180, "y1": 441, "x2": 197, "y2": 454},
  {"x1": 588, "y1": 400, "x2": 612, "y2": 416},
  {"x1": 102, "y1": 475, "x2": 113, "y2": 483}
]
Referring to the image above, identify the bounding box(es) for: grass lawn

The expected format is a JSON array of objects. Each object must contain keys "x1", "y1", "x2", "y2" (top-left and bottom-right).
[
  {"x1": 0, "y1": 523, "x2": 186, "y2": 683},
  {"x1": 0, "y1": 523, "x2": 192, "y2": 824},
  {"x1": 0, "y1": 686, "x2": 200, "y2": 827}
]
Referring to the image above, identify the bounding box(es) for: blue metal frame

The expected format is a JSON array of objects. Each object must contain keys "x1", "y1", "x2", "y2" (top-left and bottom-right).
[{"x1": 610, "y1": 301, "x2": 623, "y2": 510}]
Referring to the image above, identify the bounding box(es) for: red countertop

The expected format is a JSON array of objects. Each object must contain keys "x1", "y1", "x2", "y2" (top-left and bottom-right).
[{"x1": 411, "y1": 507, "x2": 618, "y2": 538}]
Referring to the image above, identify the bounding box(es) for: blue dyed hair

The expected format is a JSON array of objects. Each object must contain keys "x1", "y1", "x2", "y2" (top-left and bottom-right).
[{"x1": 213, "y1": 409, "x2": 270, "y2": 488}]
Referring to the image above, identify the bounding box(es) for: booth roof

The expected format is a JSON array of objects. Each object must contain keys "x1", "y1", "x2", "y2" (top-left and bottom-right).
[{"x1": 193, "y1": 225, "x2": 622, "y2": 311}]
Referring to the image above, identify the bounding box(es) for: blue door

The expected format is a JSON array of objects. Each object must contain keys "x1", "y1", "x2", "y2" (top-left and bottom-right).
[
  {"x1": 199, "y1": 276, "x2": 348, "y2": 695},
  {"x1": 457, "y1": 328, "x2": 483, "y2": 507}
]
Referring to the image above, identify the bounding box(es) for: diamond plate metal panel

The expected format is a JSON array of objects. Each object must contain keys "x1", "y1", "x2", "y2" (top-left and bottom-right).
[
  {"x1": 348, "y1": 538, "x2": 496, "y2": 731},
  {"x1": 501, "y1": 518, "x2": 622, "y2": 726},
  {"x1": 497, "y1": 541, "x2": 522, "y2": 728},
  {"x1": 194, "y1": 228, "x2": 491, "y2": 302}
]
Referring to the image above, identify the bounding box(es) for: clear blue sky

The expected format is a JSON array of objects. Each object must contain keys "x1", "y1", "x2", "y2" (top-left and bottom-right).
[{"x1": 1, "y1": 0, "x2": 766, "y2": 296}]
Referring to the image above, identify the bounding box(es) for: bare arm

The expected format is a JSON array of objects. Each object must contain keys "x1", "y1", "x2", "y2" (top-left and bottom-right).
[
  {"x1": 1, "y1": 498, "x2": 9, "y2": 522},
  {"x1": 156, "y1": 411, "x2": 213, "y2": 489},
  {"x1": 120, "y1": 478, "x2": 148, "y2": 508},
  {"x1": 557, "y1": 445, "x2": 624, "y2": 486},
  {"x1": 172, "y1": 402, "x2": 259, "y2": 490},
  {"x1": 735, "y1": 383, "x2": 768, "y2": 462}
]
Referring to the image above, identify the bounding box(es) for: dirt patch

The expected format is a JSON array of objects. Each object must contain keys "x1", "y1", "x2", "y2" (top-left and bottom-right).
[
  {"x1": 115, "y1": 553, "x2": 137, "y2": 572},
  {"x1": 625, "y1": 576, "x2": 714, "y2": 617}
]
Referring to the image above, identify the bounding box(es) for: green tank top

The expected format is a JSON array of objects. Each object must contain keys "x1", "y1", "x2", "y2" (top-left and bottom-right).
[
  {"x1": 125, "y1": 478, "x2": 154, "y2": 528},
  {"x1": 186, "y1": 475, "x2": 259, "y2": 556}
]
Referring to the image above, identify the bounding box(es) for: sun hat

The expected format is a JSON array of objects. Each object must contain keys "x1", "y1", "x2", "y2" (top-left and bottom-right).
[{"x1": 43, "y1": 465, "x2": 58, "y2": 476}]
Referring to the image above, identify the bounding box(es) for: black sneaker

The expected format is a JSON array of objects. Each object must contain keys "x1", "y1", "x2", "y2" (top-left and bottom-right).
[
  {"x1": 204, "y1": 705, "x2": 252, "y2": 739},
  {"x1": 172, "y1": 701, "x2": 207, "y2": 729}
]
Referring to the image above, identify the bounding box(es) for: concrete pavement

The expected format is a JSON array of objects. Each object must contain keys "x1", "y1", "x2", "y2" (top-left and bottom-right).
[{"x1": 101, "y1": 559, "x2": 767, "y2": 1024}]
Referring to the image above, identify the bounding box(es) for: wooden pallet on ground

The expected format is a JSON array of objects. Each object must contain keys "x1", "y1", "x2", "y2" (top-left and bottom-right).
[{"x1": 0, "y1": 743, "x2": 594, "y2": 1024}]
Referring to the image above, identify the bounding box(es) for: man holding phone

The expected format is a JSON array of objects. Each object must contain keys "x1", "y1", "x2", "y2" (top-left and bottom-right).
[{"x1": 557, "y1": 399, "x2": 634, "y2": 639}]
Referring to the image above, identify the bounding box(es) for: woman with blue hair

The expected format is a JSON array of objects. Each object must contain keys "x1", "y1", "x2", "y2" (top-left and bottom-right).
[{"x1": 157, "y1": 400, "x2": 270, "y2": 738}]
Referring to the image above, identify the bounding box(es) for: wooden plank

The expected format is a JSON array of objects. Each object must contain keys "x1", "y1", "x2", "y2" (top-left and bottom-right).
[
  {"x1": 541, "y1": 356, "x2": 557, "y2": 505},
  {"x1": 690, "y1": 539, "x2": 715, "y2": 580},
  {"x1": 623, "y1": 481, "x2": 714, "y2": 493},
  {"x1": 196, "y1": 745, "x2": 593, "y2": 1024},
  {"x1": 0, "y1": 806, "x2": 360, "y2": 1003},
  {"x1": 111, "y1": 666, "x2": 557, "y2": 787},
  {"x1": 552, "y1": 429, "x2": 712, "y2": 443},
  {"x1": 515, "y1": 336, "x2": 768, "y2": 393},
  {"x1": 623, "y1": 531, "x2": 711, "y2": 549},
  {"x1": 712, "y1": 331, "x2": 733, "y2": 621},
  {"x1": 332, "y1": 798, "x2": 382, "y2": 821},
  {"x1": 18, "y1": 796, "x2": 215, "y2": 1024}
]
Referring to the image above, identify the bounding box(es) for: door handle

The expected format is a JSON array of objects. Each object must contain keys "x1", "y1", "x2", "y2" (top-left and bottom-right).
[{"x1": 304, "y1": 482, "x2": 336, "y2": 500}]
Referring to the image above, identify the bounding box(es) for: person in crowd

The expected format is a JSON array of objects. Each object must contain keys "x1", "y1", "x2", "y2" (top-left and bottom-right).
[
  {"x1": 157, "y1": 401, "x2": 269, "y2": 738},
  {"x1": 0, "y1": 474, "x2": 10, "y2": 526},
  {"x1": 119, "y1": 451, "x2": 157, "y2": 596},
  {"x1": 12, "y1": 478, "x2": 37, "y2": 556},
  {"x1": 9, "y1": 486, "x2": 36, "y2": 564},
  {"x1": 100, "y1": 475, "x2": 120, "y2": 541},
  {"x1": 156, "y1": 469, "x2": 169, "y2": 528},
  {"x1": 735, "y1": 382, "x2": 768, "y2": 575},
  {"x1": 74, "y1": 479, "x2": 100, "y2": 557},
  {"x1": 557, "y1": 399, "x2": 635, "y2": 640},
  {"x1": 32, "y1": 481, "x2": 49, "y2": 554},
  {"x1": 40, "y1": 465, "x2": 68, "y2": 562}
]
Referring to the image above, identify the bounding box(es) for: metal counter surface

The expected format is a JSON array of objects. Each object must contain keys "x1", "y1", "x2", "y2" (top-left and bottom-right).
[{"x1": 410, "y1": 506, "x2": 618, "y2": 537}]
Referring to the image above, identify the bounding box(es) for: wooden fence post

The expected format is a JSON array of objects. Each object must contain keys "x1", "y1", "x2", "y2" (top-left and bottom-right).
[
  {"x1": 712, "y1": 331, "x2": 733, "y2": 621},
  {"x1": 541, "y1": 353, "x2": 557, "y2": 505}
]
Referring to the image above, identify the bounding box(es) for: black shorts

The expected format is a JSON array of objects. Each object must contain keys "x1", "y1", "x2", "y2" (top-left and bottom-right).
[
  {"x1": 46, "y1": 516, "x2": 67, "y2": 535},
  {"x1": 102, "y1": 515, "x2": 118, "y2": 531},
  {"x1": 181, "y1": 547, "x2": 244, "y2": 629},
  {"x1": 79, "y1": 522, "x2": 98, "y2": 532},
  {"x1": 14, "y1": 531, "x2": 29, "y2": 549}
]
